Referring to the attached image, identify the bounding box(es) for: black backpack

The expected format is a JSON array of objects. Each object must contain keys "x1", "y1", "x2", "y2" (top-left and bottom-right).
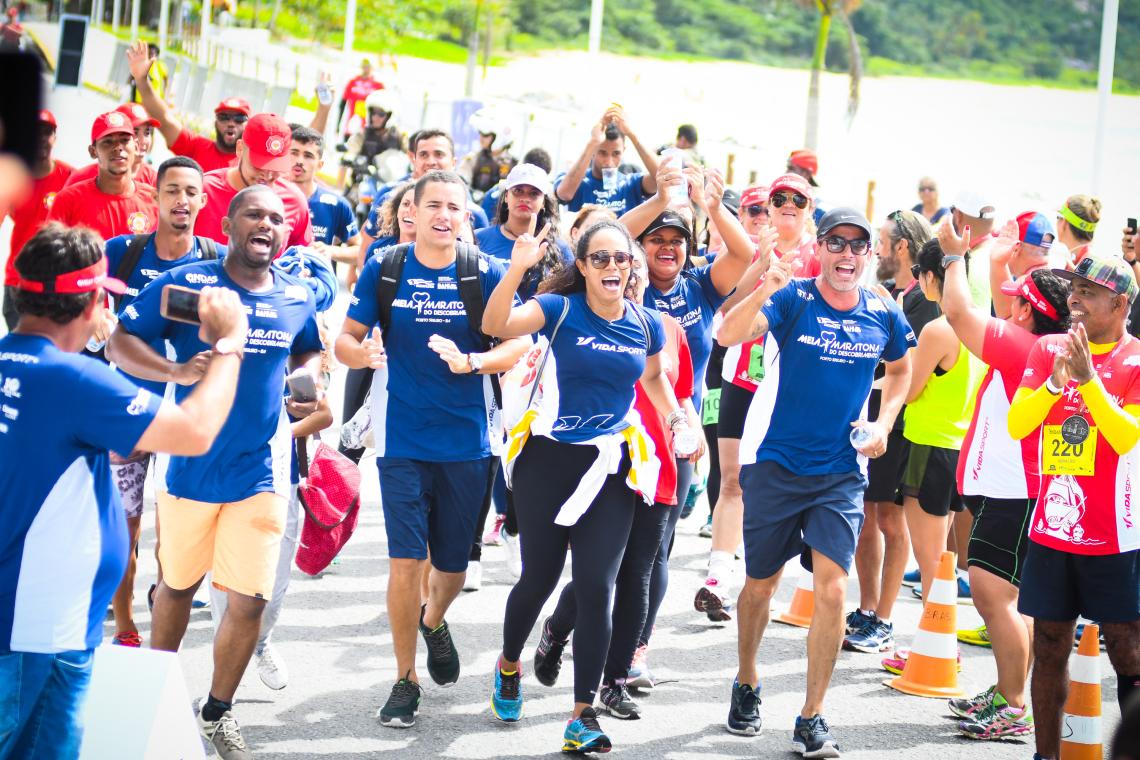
[
  {"x1": 114, "y1": 233, "x2": 219, "y2": 307},
  {"x1": 375, "y1": 242, "x2": 502, "y2": 405}
]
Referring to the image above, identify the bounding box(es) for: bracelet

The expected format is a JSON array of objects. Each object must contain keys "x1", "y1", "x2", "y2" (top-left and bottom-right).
[
  {"x1": 1045, "y1": 377, "x2": 1063, "y2": 395},
  {"x1": 665, "y1": 409, "x2": 686, "y2": 428}
]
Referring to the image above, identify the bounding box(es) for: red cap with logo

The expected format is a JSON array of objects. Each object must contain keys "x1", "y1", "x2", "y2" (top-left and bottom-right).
[
  {"x1": 787, "y1": 149, "x2": 819, "y2": 177},
  {"x1": 242, "y1": 113, "x2": 293, "y2": 171},
  {"x1": 90, "y1": 110, "x2": 135, "y2": 144},
  {"x1": 999, "y1": 273, "x2": 1060, "y2": 320},
  {"x1": 215, "y1": 97, "x2": 252, "y2": 116},
  {"x1": 115, "y1": 102, "x2": 160, "y2": 128},
  {"x1": 768, "y1": 172, "x2": 814, "y2": 201},
  {"x1": 39, "y1": 110, "x2": 57, "y2": 128},
  {"x1": 740, "y1": 185, "x2": 769, "y2": 208}
]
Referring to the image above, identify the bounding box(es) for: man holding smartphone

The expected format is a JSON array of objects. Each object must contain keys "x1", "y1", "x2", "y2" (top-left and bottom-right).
[{"x1": 108, "y1": 185, "x2": 323, "y2": 759}]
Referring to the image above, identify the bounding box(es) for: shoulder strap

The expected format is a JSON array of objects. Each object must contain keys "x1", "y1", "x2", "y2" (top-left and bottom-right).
[
  {"x1": 375, "y1": 243, "x2": 410, "y2": 335},
  {"x1": 526, "y1": 296, "x2": 571, "y2": 409},
  {"x1": 628, "y1": 301, "x2": 652, "y2": 347},
  {"x1": 195, "y1": 236, "x2": 219, "y2": 260},
  {"x1": 455, "y1": 242, "x2": 492, "y2": 350},
  {"x1": 117, "y1": 233, "x2": 153, "y2": 284}
]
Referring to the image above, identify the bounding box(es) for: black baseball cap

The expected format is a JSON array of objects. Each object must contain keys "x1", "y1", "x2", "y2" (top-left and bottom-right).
[
  {"x1": 817, "y1": 207, "x2": 872, "y2": 239},
  {"x1": 642, "y1": 210, "x2": 692, "y2": 240}
]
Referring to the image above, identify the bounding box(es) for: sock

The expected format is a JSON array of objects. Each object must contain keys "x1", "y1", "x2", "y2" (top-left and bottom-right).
[
  {"x1": 708, "y1": 550, "x2": 734, "y2": 583},
  {"x1": 1119, "y1": 674, "x2": 1140, "y2": 710},
  {"x1": 201, "y1": 693, "x2": 232, "y2": 723},
  {"x1": 858, "y1": 608, "x2": 874, "y2": 618}
]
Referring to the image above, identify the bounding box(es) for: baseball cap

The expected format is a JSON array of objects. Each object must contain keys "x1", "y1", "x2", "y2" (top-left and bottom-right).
[
  {"x1": 115, "y1": 102, "x2": 160, "y2": 129},
  {"x1": 215, "y1": 97, "x2": 252, "y2": 116},
  {"x1": 643, "y1": 210, "x2": 691, "y2": 240},
  {"x1": 241, "y1": 113, "x2": 293, "y2": 171},
  {"x1": 720, "y1": 188, "x2": 741, "y2": 217},
  {"x1": 39, "y1": 109, "x2": 57, "y2": 129},
  {"x1": 817, "y1": 207, "x2": 872, "y2": 240},
  {"x1": 504, "y1": 163, "x2": 552, "y2": 196},
  {"x1": 999, "y1": 273, "x2": 1060, "y2": 320},
  {"x1": 14, "y1": 254, "x2": 126, "y2": 295},
  {"x1": 787, "y1": 149, "x2": 819, "y2": 185},
  {"x1": 740, "y1": 185, "x2": 769, "y2": 209},
  {"x1": 768, "y1": 173, "x2": 813, "y2": 201},
  {"x1": 90, "y1": 110, "x2": 135, "y2": 144},
  {"x1": 951, "y1": 189, "x2": 995, "y2": 220},
  {"x1": 1053, "y1": 255, "x2": 1140, "y2": 304},
  {"x1": 1016, "y1": 211, "x2": 1055, "y2": 249}
]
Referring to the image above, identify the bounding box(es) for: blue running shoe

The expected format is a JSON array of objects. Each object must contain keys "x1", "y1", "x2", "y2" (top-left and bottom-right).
[
  {"x1": 491, "y1": 665, "x2": 523, "y2": 722},
  {"x1": 901, "y1": 568, "x2": 921, "y2": 587},
  {"x1": 792, "y1": 714, "x2": 840, "y2": 758},
  {"x1": 957, "y1": 575, "x2": 973, "y2": 604},
  {"x1": 562, "y1": 707, "x2": 611, "y2": 754},
  {"x1": 844, "y1": 618, "x2": 894, "y2": 654},
  {"x1": 726, "y1": 679, "x2": 762, "y2": 735},
  {"x1": 844, "y1": 608, "x2": 874, "y2": 636}
]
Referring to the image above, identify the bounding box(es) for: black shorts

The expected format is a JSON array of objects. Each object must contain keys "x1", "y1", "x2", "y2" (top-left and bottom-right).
[
  {"x1": 864, "y1": 429, "x2": 909, "y2": 503},
  {"x1": 1018, "y1": 542, "x2": 1140, "y2": 623},
  {"x1": 899, "y1": 443, "x2": 963, "y2": 516},
  {"x1": 964, "y1": 495, "x2": 1033, "y2": 586},
  {"x1": 717, "y1": 381, "x2": 755, "y2": 440}
]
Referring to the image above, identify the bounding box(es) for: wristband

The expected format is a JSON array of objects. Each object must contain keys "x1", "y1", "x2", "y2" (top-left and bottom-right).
[
  {"x1": 941, "y1": 255, "x2": 965, "y2": 270},
  {"x1": 665, "y1": 409, "x2": 686, "y2": 429},
  {"x1": 1045, "y1": 377, "x2": 1063, "y2": 395}
]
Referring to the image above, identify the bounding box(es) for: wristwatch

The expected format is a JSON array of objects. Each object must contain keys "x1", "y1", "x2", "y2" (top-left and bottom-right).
[
  {"x1": 942, "y1": 255, "x2": 965, "y2": 270},
  {"x1": 467, "y1": 352, "x2": 483, "y2": 374},
  {"x1": 214, "y1": 336, "x2": 244, "y2": 359}
]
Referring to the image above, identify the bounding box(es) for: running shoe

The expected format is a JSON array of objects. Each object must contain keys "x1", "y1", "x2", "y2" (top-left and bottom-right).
[
  {"x1": 197, "y1": 707, "x2": 252, "y2": 759},
  {"x1": 901, "y1": 568, "x2": 921, "y2": 587},
  {"x1": 377, "y1": 676, "x2": 424, "y2": 728},
  {"x1": 534, "y1": 616, "x2": 569, "y2": 687},
  {"x1": 625, "y1": 644, "x2": 654, "y2": 692},
  {"x1": 463, "y1": 560, "x2": 483, "y2": 592},
  {"x1": 562, "y1": 706, "x2": 611, "y2": 754},
  {"x1": 957, "y1": 625, "x2": 992, "y2": 648},
  {"x1": 491, "y1": 665, "x2": 523, "y2": 722},
  {"x1": 844, "y1": 608, "x2": 875, "y2": 636},
  {"x1": 502, "y1": 530, "x2": 522, "y2": 579},
  {"x1": 881, "y1": 647, "x2": 961, "y2": 675},
  {"x1": 112, "y1": 630, "x2": 142, "y2": 648},
  {"x1": 726, "y1": 679, "x2": 762, "y2": 735},
  {"x1": 695, "y1": 579, "x2": 733, "y2": 622},
  {"x1": 680, "y1": 475, "x2": 706, "y2": 520},
  {"x1": 256, "y1": 643, "x2": 289, "y2": 690},
  {"x1": 483, "y1": 514, "x2": 506, "y2": 546},
  {"x1": 791, "y1": 714, "x2": 840, "y2": 758},
  {"x1": 913, "y1": 576, "x2": 973, "y2": 602},
  {"x1": 600, "y1": 679, "x2": 640, "y2": 720},
  {"x1": 698, "y1": 515, "x2": 713, "y2": 538},
  {"x1": 958, "y1": 693, "x2": 1034, "y2": 739},
  {"x1": 843, "y1": 618, "x2": 894, "y2": 654},
  {"x1": 419, "y1": 605, "x2": 460, "y2": 685},
  {"x1": 948, "y1": 685, "x2": 996, "y2": 719}
]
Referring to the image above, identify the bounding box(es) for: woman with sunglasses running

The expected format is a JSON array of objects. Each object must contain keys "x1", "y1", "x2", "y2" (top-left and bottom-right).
[
  {"x1": 699, "y1": 172, "x2": 821, "y2": 622},
  {"x1": 482, "y1": 218, "x2": 697, "y2": 753}
]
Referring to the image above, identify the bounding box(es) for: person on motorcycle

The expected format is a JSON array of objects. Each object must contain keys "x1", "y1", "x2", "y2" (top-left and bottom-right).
[
  {"x1": 338, "y1": 90, "x2": 404, "y2": 189},
  {"x1": 459, "y1": 109, "x2": 517, "y2": 199}
]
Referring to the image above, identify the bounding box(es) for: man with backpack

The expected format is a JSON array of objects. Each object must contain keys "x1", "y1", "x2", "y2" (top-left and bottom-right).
[
  {"x1": 101, "y1": 155, "x2": 222, "y2": 650},
  {"x1": 335, "y1": 170, "x2": 529, "y2": 729}
]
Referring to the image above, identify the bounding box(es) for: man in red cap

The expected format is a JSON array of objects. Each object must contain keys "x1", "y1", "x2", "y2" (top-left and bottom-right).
[
  {"x1": 787, "y1": 149, "x2": 826, "y2": 226},
  {"x1": 65, "y1": 103, "x2": 160, "y2": 188},
  {"x1": 193, "y1": 113, "x2": 313, "y2": 251},
  {"x1": 2, "y1": 109, "x2": 74, "y2": 330},
  {"x1": 47, "y1": 111, "x2": 157, "y2": 242},
  {"x1": 126, "y1": 40, "x2": 245, "y2": 172},
  {"x1": 990, "y1": 213, "x2": 1055, "y2": 319}
]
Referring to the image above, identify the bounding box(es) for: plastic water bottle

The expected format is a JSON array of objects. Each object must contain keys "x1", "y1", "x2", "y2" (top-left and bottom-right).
[
  {"x1": 849, "y1": 423, "x2": 873, "y2": 449},
  {"x1": 674, "y1": 425, "x2": 699, "y2": 458},
  {"x1": 601, "y1": 167, "x2": 619, "y2": 192},
  {"x1": 85, "y1": 313, "x2": 117, "y2": 353},
  {"x1": 661, "y1": 148, "x2": 689, "y2": 207}
]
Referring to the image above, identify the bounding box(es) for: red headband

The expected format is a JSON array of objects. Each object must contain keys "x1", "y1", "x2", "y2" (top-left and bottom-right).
[
  {"x1": 1004, "y1": 275, "x2": 1059, "y2": 321},
  {"x1": 14, "y1": 257, "x2": 127, "y2": 295}
]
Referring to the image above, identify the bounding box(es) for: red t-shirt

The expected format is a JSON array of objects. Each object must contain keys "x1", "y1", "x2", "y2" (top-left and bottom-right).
[
  {"x1": 63, "y1": 161, "x2": 158, "y2": 189},
  {"x1": 194, "y1": 169, "x2": 313, "y2": 252},
  {"x1": 1020, "y1": 335, "x2": 1140, "y2": 555},
  {"x1": 170, "y1": 128, "x2": 237, "y2": 173},
  {"x1": 633, "y1": 315, "x2": 695, "y2": 505},
  {"x1": 4, "y1": 160, "x2": 74, "y2": 286},
  {"x1": 46, "y1": 178, "x2": 158, "y2": 242}
]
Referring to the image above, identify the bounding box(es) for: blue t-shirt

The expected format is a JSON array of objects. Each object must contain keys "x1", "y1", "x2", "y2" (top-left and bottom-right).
[
  {"x1": 474, "y1": 225, "x2": 574, "y2": 301},
  {"x1": 105, "y1": 234, "x2": 228, "y2": 397},
  {"x1": 481, "y1": 183, "x2": 504, "y2": 220},
  {"x1": 363, "y1": 182, "x2": 490, "y2": 238},
  {"x1": 119, "y1": 260, "x2": 322, "y2": 503},
  {"x1": 554, "y1": 170, "x2": 647, "y2": 215},
  {"x1": 535, "y1": 293, "x2": 665, "y2": 443},
  {"x1": 644, "y1": 264, "x2": 726, "y2": 408},
  {"x1": 0, "y1": 335, "x2": 161, "y2": 653},
  {"x1": 309, "y1": 187, "x2": 359, "y2": 245},
  {"x1": 347, "y1": 245, "x2": 511, "y2": 462},
  {"x1": 911, "y1": 203, "x2": 950, "y2": 225},
  {"x1": 743, "y1": 278, "x2": 915, "y2": 476}
]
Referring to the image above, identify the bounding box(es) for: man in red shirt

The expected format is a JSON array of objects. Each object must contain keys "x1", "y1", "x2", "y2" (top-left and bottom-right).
[
  {"x1": 65, "y1": 102, "x2": 159, "y2": 188},
  {"x1": 338, "y1": 57, "x2": 382, "y2": 139},
  {"x1": 126, "y1": 39, "x2": 245, "y2": 173},
  {"x1": 194, "y1": 113, "x2": 313, "y2": 252},
  {"x1": 2, "y1": 109, "x2": 73, "y2": 330}
]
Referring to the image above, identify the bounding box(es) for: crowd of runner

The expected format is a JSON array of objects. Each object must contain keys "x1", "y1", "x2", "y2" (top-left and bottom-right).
[{"x1": 1, "y1": 40, "x2": 1139, "y2": 760}]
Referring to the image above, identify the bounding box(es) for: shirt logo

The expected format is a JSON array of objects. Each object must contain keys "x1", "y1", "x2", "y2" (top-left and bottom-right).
[
  {"x1": 0, "y1": 377, "x2": 21, "y2": 399},
  {"x1": 1125, "y1": 356, "x2": 1140, "y2": 367},
  {"x1": 123, "y1": 305, "x2": 140, "y2": 320},
  {"x1": 42, "y1": 192, "x2": 57, "y2": 211},
  {"x1": 283, "y1": 285, "x2": 309, "y2": 302},
  {"x1": 184, "y1": 273, "x2": 219, "y2": 285},
  {"x1": 266, "y1": 136, "x2": 286, "y2": 156},
  {"x1": 576, "y1": 336, "x2": 595, "y2": 346},
  {"x1": 408, "y1": 278, "x2": 435, "y2": 289},
  {"x1": 106, "y1": 112, "x2": 127, "y2": 127},
  {"x1": 127, "y1": 211, "x2": 150, "y2": 234}
]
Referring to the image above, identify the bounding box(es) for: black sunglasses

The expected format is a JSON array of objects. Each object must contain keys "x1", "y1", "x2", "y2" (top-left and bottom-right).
[
  {"x1": 821, "y1": 235, "x2": 871, "y2": 256},
  {"x1": 771, "y1": 192, "x2": 808, "y2": 210},
  {"x1": 216, "y1": 112, "x2": 249, "y2": 124},
  {"x1": 586, "y1": 251, "x2": 634, "y2": 269},
  {"x1": 745, "y1": 204, "x2": 768, "y2": 217}
]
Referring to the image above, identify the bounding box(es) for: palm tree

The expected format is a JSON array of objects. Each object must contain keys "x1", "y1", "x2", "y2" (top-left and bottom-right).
[{"x1": 799, "y1": 0, "x2": 863, "y2": 150}]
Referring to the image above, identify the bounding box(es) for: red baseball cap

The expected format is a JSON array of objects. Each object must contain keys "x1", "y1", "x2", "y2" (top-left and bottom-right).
[
  {"x1": 115, "y1": 102, "x2": 160, "y2": 128},
  {"x1": 740, "y1": 185, "x2": 769, "y2": 208},
  {"x1": 90, "y1": 110, "x2": 135, "y2": 144},
  {"x1": 1000, "y1": 273, "x2": 1059, "y2": 320},
  {"x1": 787, "y1": 149, "x2": 819, "y2": 182},
  {"x1": 14, "y1": 254, "x2": 127, "y2": 295},
  {"x1": 768, "y1": 173, "x2": 814, "y2": 201},
  {"x1": 215, "y1": 97, "x2": 252, "y2": 116},
  {"x1": 241, "y1": 113, "x2": 292, "y2": 171},
  {"x1": 39, "y1": 109, "x2": 57, "y2": 129}
]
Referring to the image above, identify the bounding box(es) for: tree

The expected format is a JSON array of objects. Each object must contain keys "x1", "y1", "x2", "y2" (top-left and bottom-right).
[{"x1": 798, "y1": 0, "x2": 863, "y2": 150}]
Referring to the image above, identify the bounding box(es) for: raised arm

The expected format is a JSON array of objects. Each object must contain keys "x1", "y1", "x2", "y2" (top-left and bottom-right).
[
  {"x1": 617, "y1": 161, "x2": 673, "y2": 239},
  {"x1": 126, "y1": 40, "x2": 182, "y2": 147},
  {"x1": 987, "y1": 221, "x2": 1020, "y2": 319},
  {"x1": 609, "y1": 106, "x2": 658, "y2": 195},
  {"x1": 483, "y1": 218, "x2": 552, "y2": 339},
  {"x1": 717, "y1": 252, "x2": 797, "y2": 347},
  {"x1": 703, "y1": 169, "x2": 755, "y2": 296},
  {"x1": 555, "y1": 117, "x2": 604, "y2": 204},
  {"x1": 937, "y1": 228, "x2": 989, "y2": 360}
]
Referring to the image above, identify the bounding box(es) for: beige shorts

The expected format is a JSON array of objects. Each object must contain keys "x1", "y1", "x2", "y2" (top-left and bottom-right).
[{"x1": 157, "y1": 491, "x2": 286, "y2": 600}]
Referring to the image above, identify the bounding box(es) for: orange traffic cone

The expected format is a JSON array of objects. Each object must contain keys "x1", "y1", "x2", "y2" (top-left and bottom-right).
[
  {"x1": 775, "y1": 571, "x2": 814, "y2": 628},
  {"x1": 884, "y1": 551, "x2": 964, "y2": 698},
  {"x1": 1060, "y1": 623, "x2": 1103, "y2": 760}
]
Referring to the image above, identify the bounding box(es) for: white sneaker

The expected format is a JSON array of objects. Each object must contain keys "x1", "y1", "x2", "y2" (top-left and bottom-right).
[
  {"x1": 463, "y1": 560, "x2": 482, "y2": 591},
  {"x1": 257, "y1": 643, "x2": 289, "y2": 690},
  {"x1": 502, "y1": 530, "x2": 522, "y2": 579},
  {"x1": 197, "y1": 707, "x2": 252, "y2": 759}
]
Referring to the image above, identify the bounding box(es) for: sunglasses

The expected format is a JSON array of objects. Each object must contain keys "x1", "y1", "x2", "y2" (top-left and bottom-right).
[
  {"x1": 918, "y1": 185, "x2": 936, "y2": 192},
  {"x1": 586, "y1": 251, "x2": 634, "y2": 269},
  {"x1": 216, "y1": 112, "x2": 249, "y2": 124},
  {"x1": 771, "y1": 192, "x2": 808, "y2": 210},
  {"x1": 821, "y1": 235, "x2": 871, "y2": 256},
  {"x1": 745, "y1": 204, "x2": 768, "y2": 217}
]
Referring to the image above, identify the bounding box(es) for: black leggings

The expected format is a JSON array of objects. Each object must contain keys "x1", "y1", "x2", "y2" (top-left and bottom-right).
[
  {"x1": 704, "y1": 420, "x2": 720, "y2": 515},
  {"x1": 501, "y1": 435, "x2": 637, "y2": 705},
  {"x1": 643, "y1": 458, "x2": 693, "y2": 645},
  {"x1": 338, "y1": 366, "x2": 373, "y2": 464},
  {"x1": 469, "y1": 459, "x2": 501, "y2": 562}
]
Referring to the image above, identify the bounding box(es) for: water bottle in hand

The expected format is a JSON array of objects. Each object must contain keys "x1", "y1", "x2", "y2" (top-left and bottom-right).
[
  {"x1": 849, "y1": 423, "x2": 873, "y2": 450},
  {"x1": 674, "y1": 425, "x2": 699, "y2": 457}
]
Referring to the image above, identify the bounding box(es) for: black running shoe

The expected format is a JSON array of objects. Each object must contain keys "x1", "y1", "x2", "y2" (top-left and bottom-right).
[
  {"x1": 377, "y1": 676, "x2": 424, "y2": 728},
  {"x1": 600, "y1": 679, "x2": 641, "y2": 720},
  {"x1": 419, "y1": 605, "x2": 460, "y2": 686},
  {"x1": 726, "y1": 679, "x2": 762, "y2": 735},
  {"x1": 792, "y1": 713, "x2": 840, "y2": 758},
  {"x1": 534, "y1": 616, "x2": 569, "y2": 687}
]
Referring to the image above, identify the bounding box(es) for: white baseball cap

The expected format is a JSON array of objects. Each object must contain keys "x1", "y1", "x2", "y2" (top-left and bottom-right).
[
  {"x1": 505, "y1": 163, "x2": 552, "y2": 196},
  {"x1": 951, "y1": 189, "x2": 996, "y2": 220}
]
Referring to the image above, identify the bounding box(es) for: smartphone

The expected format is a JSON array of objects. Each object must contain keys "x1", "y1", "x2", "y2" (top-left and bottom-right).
[
  {"x1": 286, "y1": 367, "x2": 319, "y2": 403},
  {"x1": 160, "y1": 284, "x2": 202, "y2": 324},
  {"x1": 0, "y1": 52, "x2": 44, "y2": 171},
  {"x1": 534, "y1": 209, "x2": 549, "y2": 237},
  {"x1": 1128, "y1": 218, "x2": 1137, "y2": 234}
]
